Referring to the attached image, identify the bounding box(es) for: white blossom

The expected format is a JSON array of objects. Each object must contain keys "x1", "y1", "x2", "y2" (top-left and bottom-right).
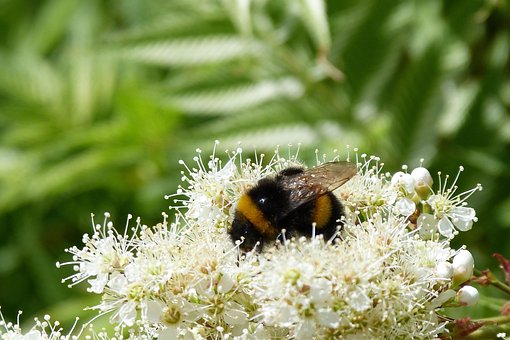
[
  {"x1": 420, "y1": 166, "x2": 482, "y2": 238},
  {"x1": 45, "y1": 144, "x2": 485, "y2": 339},
  {"x1": 0, "y1": 311, "x2": 81, "y2": 340}
]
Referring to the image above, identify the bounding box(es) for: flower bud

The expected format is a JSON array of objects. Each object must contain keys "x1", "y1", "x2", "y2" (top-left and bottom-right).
[
  {"x1": 411, "y1": 167, "x2": 433, "y2": 199},
  {"x1": 452, "y1": 250, "x2": 474, "y2": 286},
  {"x1": 391, "y1": 172, "x2": 415, "y2": 195},
  {"x1": 457, "y1": 285, "x2": 479, "y2": 306}
]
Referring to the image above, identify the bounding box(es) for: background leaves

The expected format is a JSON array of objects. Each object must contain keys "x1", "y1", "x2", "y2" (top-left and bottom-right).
[{"x1": 0, "y1": 0, "x2": 509, "y2": 325}]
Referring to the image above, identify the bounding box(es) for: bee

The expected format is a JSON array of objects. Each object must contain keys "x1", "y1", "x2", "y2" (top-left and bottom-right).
[{"x1": 230, "y1": 161, "x2": 357, "y2": 252}]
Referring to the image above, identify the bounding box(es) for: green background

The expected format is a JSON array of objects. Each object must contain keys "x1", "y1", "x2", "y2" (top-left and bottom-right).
[{"x1": 0, "y1": 0, "x2": 509, "y2": 329}]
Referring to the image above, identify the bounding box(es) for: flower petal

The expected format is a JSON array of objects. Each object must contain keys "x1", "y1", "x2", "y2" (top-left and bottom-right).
[
  {"x1": 348, "y1": 288, "x2": 371, "y2": 312},
  {"x1": 395, "y1": 197, "x2": 416, "y2": 217},
  {"x1": 453, "y1": 218, "x2": 473, "y2": 231},
  {"x1": 437, "y1": 217, "x2": 454, "y2": 238},
  {"x1": 451, "y1": 207, "x2": 476, "y2": 221},
  {"x1": 317, "y1": 309, "x2": 340, "y2": 328},
  {"x1": 417, "y1": 213, "x2": 437, "y2": 239}
]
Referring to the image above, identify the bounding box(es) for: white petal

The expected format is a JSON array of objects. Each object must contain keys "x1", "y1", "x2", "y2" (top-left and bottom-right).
[
  {"x1": 395, "y1": 197, "x2": 416, "y2": 216},
  {"x1": 310, "y1": 278, "x2": 332, "y2": 305},
  {"x1": 453, "y1": 218, "x2": 473, "y2": 231},
  {"x1": 453, "y1": 250, "x2": 474, "y2": 270},
  {"x1": 317, "y1": 309, "x2": 340, "y2": 328},
  {"x1": 435, "y1": 262, "x2": 454, "y2": 279},
  {"x1": 451, "y1": 207, "x2": 476, "y2": 221},
  {"x1": 253, "y1": 324, "x2": 269, "y2": 338},
  {"x1": 217, "y1": 273, "x2": 234, "y2": 293},
  {"x1": 295, "y1": 319, "x2": 315, "y2": 340},
  {"x1": 417, "y1": 213, "x2": 437, "y2": 239},
  {"x1": 427, "y1": 194, "x2": 441, "y2": 206},
  {"x1": 23, "y1": 330, "x2": 43, "y2": 340},
  {"x1": 107, "y1": 272, "x2": 128, "y2": 293},
  {"x1": 158, "y1": 325, "x2": 178, "y2": 340},
  {"x1": 146, "y1": 300, "x2": 164, "y2": 323},
  {"x1": 391, "y1": 172, "x2": 415, "y2": 194},
  {"x1": 216, "y1": 159, "x2": 236, "y2": 180},
  {"x1": 437, "y1": 217, "x2": 454, "y2": 238},
  {"x1": 223, "y1": 306, "x2": 248, "y2": 325},
  {"x1": 118, "y1": 301, "x2": 137, "y2": 326},
  {"x1": 89, "y1": 273, "x2": 109, "y2": 294},
  {"x1": 348, "y1": 288, "x2": 371, "y2": 312}
]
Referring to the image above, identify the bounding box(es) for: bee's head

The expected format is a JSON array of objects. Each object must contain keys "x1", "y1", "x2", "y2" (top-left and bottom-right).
[
  {"x1": 247, "y1": 178, "x2": 288, "y2": 221},
  {"x1": 230, "y1": 212, "x2": 264, "y2": 252}
]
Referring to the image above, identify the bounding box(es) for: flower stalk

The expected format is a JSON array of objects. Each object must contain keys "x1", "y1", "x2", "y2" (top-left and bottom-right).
[{"x1": 474, "y1": 269, "x2": 510, "y2": 296}]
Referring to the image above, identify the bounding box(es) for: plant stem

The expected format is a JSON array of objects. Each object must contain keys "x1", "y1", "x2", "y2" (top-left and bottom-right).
[
  {"x1": 493, "y1": 280, "x2": 510, "y2": 296},
  {"x1": 473, "y1": 315, "x2": 510, "y2": 325},
  {"x1": 467, "y1": 318, "x2": 510, "y2": 339},
  {"x1": 474, "y1": 269, "x2": 510, "y2": 296}
]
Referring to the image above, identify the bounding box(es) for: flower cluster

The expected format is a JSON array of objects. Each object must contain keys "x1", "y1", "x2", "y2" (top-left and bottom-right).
[
  {"x1": 339, "y1": 154, "x2": 481, "y2": 239},
  {"x1": 0, "y1": 311, "x2": 79, "y2": 340},
  {"x1": 1, "y1": 143, "x2": 483, "y2": 339}
]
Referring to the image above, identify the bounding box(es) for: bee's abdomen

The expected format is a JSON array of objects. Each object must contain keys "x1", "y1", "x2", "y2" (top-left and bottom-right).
[
  {"x1": 312, "y1": 194, "x2": 333, "y2": 229},
  {"x1": 311, "y1": 192, "x2": 344, "y2": 239},
  {"x1": 236, "y1": 194, "x2": 277, "y2": 238}
]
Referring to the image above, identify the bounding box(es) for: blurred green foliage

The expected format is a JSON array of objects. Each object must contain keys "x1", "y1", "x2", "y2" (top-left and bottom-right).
[{"x1": 0, "y1": 0, "x2": 509, "y2": 327}]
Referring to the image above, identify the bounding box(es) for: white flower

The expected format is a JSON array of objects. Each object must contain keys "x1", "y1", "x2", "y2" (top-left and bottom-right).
[
  {"x1": 347, "y1": 287, "x2": 371, "y2": 312},
  {"x1": 423, "y1": 167, "x2": 482, "y2": 238},
  {"x1": 394, "y1": 197, "x2": 416, "y2": 216},
  {"x1": 338, "y1": 154, "x2": 396, "y2": 217},
  {"x1": 58, "y1": 213, "x2": 135, "y2": 294},
  {"x1": 54, "y1": 144, "x2": 483, "y2": 339},
  {"x1": 0, "y1": 312, "x2": 81, "y2": 340},
  {"x1": 391, "y1": 171, "x2": 415, "y2": 195},
  {"x1": 145, "y1": 299, "x2": 192, "y2": 339}
]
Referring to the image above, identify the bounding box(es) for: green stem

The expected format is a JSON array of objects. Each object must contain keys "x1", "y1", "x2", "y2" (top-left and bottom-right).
[
  {"x1": 421, "y1": 202, "x2": 432, "y2": 215},
  {"x1": 467, "y1": 317, "x2": 510, "y2": 339},
  {"x1": 473, "y1": 315, "x2": 510, "y2": 325},
  {"x1": 493, "y1": 280, "x2": 510, "y2": 296},
  {"x1": 474, "y1": 269, "x2": 510, "y2": 296}
]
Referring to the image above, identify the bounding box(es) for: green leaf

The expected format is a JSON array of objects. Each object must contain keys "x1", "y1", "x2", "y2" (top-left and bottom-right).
[
  {"x1": 168, "y1": 77, "x2": 304, "y2": 115},
  {"x1": 118, "y1": 36, "x2": 263, "y2": 66}
]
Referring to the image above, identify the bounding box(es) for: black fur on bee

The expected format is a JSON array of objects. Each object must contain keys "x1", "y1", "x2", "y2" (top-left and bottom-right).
[{"x1": 229, "y1": 162, "x2": 356, "y2": 252}]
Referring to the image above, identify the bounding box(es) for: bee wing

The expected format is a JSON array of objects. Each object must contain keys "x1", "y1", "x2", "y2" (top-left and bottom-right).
[{"x1": 280, "y1": 161, "x2": 357, "y2": 214}]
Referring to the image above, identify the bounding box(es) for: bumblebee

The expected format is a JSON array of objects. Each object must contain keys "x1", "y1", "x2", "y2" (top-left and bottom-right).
[{"x1": 230, "y1": 161, "x2": 357, "y2": 252}]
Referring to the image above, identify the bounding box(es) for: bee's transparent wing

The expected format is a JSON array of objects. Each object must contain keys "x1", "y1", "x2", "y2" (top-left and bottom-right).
[{"x1": 279, "y1": 161, "x2": 357, "y2": 214}]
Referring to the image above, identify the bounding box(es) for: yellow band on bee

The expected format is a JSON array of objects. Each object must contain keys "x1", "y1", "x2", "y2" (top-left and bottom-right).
[
  {"x1": 237, "y1": 194, "x2": 276, "y2": 238},
  {"x1": 313, "y1": 194, "x2": 332, "y2": 229}
]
